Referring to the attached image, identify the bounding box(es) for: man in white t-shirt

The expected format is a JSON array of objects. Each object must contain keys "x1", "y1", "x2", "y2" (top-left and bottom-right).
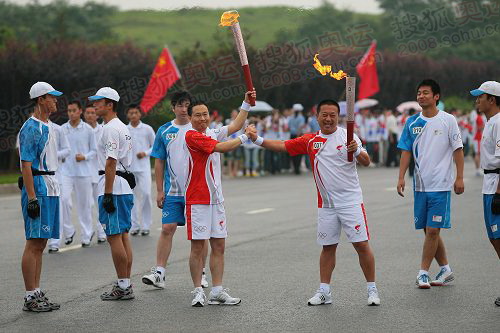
[
  {"x1": 89, "y1": 87, "x2": 135, "y2": 301},
  {"x1": 470, "y1": 81, "x2": 500, "y2": 306},
  {"x1": 397, "y1": 79, "x2": 464, "y2": 289},
  {"x1": 186, "y1": 91, "x2": 255, "y2": 307},
  {"x1": 126, "y1": 105, "x2": 155, "y2": 236},
  {"x1": 247, "y1": 99, "x2": 381, "y2": 307},
  {"x1": 83, "y1": 106, "x2": 106, "y2": 243}
]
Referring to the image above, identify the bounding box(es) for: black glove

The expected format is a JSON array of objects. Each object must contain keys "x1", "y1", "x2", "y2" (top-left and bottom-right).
[
  {"x1": 492, "y1": 193, "x2": 500, "y2": 215},
  {"x1": 27, "y1": 198, "x2": 40, "y2": 219},
  {"x1": 102, "y1": 193, "x2": 116, "y2": 213}
]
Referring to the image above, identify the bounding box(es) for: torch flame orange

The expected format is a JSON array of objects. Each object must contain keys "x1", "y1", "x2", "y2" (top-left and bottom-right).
[
  {"x1": 313, "y1": 53, "x2": 348, "y2": 80},
  {"x1": 220, "y1": 10, "x2": 240, "y2": 26}
]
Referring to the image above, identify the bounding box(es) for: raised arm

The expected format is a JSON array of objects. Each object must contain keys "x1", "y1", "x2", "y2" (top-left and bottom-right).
[{"x1": 227, "y1": 90, "x2": 256, "y2": 136}]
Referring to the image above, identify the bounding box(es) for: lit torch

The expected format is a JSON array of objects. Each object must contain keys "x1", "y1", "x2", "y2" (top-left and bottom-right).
[
  {"x1": 220, "y1": 10, "x2": 256, "y2": 106},
  {"x1": 313, "y1": 53, "x2": 355, "y2": 162}
]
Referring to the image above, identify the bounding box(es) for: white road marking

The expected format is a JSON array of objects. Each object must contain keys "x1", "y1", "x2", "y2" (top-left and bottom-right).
[
  {"x1": 57, "y1": 245, "x2": 83, "y2": 253},
  {"x1": 246, "y1": 208, "x2": 275, "y2": 215}
]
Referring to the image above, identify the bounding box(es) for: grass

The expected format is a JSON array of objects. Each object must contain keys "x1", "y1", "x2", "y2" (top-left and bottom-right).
[
  {"x1": 110, "y1": 6, "x2": 306, "y2": 55},
  {"x1": 0, "y1": 173, "x2": 19, "y2": 185}
]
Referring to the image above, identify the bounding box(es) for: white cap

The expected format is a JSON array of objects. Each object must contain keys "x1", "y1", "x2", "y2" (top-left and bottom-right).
[
  {"x1": 29, "y1": 82, "x2": 63, "y2": 99},
  {"x1": 470, "y1": 81, "x2": 500, "y2": 97},
  {"x1": 292, "y1": 103, "x2": 304, "y2": 111},
  {"x1": 88, "y1": 87, "x2": 120, "y2": 102}
]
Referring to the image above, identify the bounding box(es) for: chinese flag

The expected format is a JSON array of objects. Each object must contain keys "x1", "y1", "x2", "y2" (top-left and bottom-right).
[
  {"x1": 140, "y1": 47, "x2": 181, "y2": 113},
  {"x1": 356, "y1": 41, "x2": 380, "y2": 100}
]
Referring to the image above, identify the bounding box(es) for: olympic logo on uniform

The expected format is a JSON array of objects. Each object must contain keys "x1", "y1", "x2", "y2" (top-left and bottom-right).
[
  {"x1": 194, "y1": 226, "x2": 207, "y2": 232},
  {"x1": 166, "y1": 133, "x2": 177, "y2": 140},
  {"x1": 318, "y1": 232, "x2": 327, "y2": 239},
  {"x1": 105, "y1": 142, "x2": 117, "y2": 151},
  {"x1": 162, "y1": 211, "x2": 169, "y2": 218},
  {"x1": 42, "y1": 225, "x2": 50, "y2": 232},
  {"x1": 414, "y1": 217, "x2": 418, "y2": 224},
  {"x1": 453, "y1": 133, "x2": 462, "y2": 141},
  {"x1": 125, "y1": 135, "x2": 131, "y2": 141}
]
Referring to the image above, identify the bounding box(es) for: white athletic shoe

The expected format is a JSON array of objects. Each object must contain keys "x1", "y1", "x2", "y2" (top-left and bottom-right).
[
  {"x1": 416, "y1": 274, "x2": 431, "y2": 289},
  {"x1": 367, "y1": 288, "x2": 381, "y2": 306},
  {"x1": 430, "y1": 268, "x2": 454, "y2": 286},
  {"x1": 141, "y1": 267, "x2": 165, "y2": 289},
  {"x1": 201, "y1": 273, "x2": 209, "y2": 288},
  {"x1": 307, "y1": 289, "x2": 332, "y2": 306},
  {"x1": 208, "y1": 289, "x2": 241, "y2": 305},
  {"x1": 191, "y1": 288, "x2": 206, "y2": 307}
]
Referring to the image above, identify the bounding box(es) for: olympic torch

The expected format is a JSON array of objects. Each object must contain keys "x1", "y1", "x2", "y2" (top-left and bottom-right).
[
  {"x1": 220, "y1": 10, "x2": 256, "y2": 106},
  {"x1": 312, "y1": 54, "x2": 356, "y2": 162}
]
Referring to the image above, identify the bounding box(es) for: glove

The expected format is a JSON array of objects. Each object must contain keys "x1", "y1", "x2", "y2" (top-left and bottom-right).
[
  {"x1": 492, "y1": 193, "x2": 500, "y2": 215},
  {"x1": 27, "y1": 198, "x2": 40, "y2": 219},
  {"x1": 102, "y1": 193, "x2": 116, "y2": 213}
]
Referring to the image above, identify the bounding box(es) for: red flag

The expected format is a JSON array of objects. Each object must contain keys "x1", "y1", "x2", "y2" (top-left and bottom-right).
[
  {"x1": 140, "y1": 47, "x2": 181, "y2": 113},
  {"x1": 356, "y1": 41, "x2": 380, "y2": 100}
]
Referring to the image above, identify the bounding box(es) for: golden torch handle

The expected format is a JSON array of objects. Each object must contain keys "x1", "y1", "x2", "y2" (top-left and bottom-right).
[
  {"x1": 230, "y1": 23, "x2": 255, "y2": 106},
  {"x1": 346, "y1": 77, "x2": 356, "y2": 162}
]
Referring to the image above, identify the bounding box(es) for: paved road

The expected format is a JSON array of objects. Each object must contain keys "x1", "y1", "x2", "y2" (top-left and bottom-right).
[{"x1": 0, "y1": 161, "x2": 498, "y2": 332}]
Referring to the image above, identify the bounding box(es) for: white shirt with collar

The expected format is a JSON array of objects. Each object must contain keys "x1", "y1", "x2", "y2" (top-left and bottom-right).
[
  {"x1": 59, "y1": 120, "x2": 97, "y2": 177},
  {"x1": 127, "y1": 121, "x2": 155, "y2": 173},
  {"x1": 481, "y1": 113, "x2": 500, "y2": 194}
]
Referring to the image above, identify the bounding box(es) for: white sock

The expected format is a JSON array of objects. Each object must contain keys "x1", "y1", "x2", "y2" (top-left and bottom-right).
[
  {"x1": 440, "y1": 264, "x2": 451, "y2": 272},
  {"x1": 34, "y1": 287, "x2": 41, "y2": 293},
  {"x1": 156, "y1": 266, "x2": 166, "y2": 276},
  {"x1": 194, "y1": 286, "x2": 203, "y2": 292},
  {"x1": 212, "y1": 285, "x2": 223, "y2": 295},
  {"x1": 418, "y1": 270, "x2": 429, "y2": 277},
  {"x1": 118, "y1": 278, "x2": 130, "y2": 289},
  {"x1": 202, "y1": 268, "x2": 206, "y2": 275},
  {"x1": 319, "y1": 283, "x2": 330, "y2": 293},
  {"x1": 25, "y1": 290, "x2": 36, "y2": 299},
  {"x1": 367, "y1": 282, "x2": 376, "y2": 290}
]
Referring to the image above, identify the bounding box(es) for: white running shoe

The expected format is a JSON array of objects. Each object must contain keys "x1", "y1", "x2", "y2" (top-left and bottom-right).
[
  {"x1": 208, "y1": 289, "x2": 241, "y2": 305},
  {"x1": 430, "y1": 268, "x2": 454, "y2": 286},
  {"x1": 416, "y1": 274, "x2": 431, "y2": 289},
  {"x1": 191, "y1": 288, "x2": 206, "y2": 307},
  {"x1": 307, "y1": 289, "x2": 332, "y2": 306},
  {"x1": 141, "y1": 267, "x2": 165, "y2": 289},
  {"x1": 367, "y1": 288, "x2": 381, "y2": 306},
  {"x1": 201, "y1": 273, "x2": 209, "y2": 288}
]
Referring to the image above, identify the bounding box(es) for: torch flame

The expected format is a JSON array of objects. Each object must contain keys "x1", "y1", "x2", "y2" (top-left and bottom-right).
[
  {"x1": 220, "y1": 10, "x2": 240, "y2": 26},
  {"x1": 313, "y1": 53, "x2": 348, "y2": 80}
]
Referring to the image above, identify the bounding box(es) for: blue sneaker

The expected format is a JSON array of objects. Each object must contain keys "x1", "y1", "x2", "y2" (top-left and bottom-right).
[{"x1": 416, "y1": 274, "x2": 431, "y2": 289}]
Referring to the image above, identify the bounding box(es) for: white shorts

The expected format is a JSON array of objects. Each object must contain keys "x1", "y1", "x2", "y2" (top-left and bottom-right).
[
  {"x1": 317, "y1": 204, "x2": 370, "y2": 245},
  {"x1": 186, "y1": 203, "x2": 227, "y2": 240}
]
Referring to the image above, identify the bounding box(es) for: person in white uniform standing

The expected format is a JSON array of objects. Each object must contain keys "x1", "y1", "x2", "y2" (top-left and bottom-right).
[
  {"x1": 47, "y1": 121, "x2": 71, "y2": 253},
  {"x1": 89, "y1": 87, "x2": 135, "y2": 301},
  {"x1": 126, "y1": 105, "x2": 155, "y2": 236},
  {"x1": 59, "y1": 101, "x2": 98, "y2": 247},
  {"x1": 83, "y1": 105, "x2": 106, "y2": 243},
  {"x1": 246, "y1": 99, "x2": 380, "y2": 306}
]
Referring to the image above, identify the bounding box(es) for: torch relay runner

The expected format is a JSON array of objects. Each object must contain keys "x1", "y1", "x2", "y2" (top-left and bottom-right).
[
  {"x1": 186, "y1": 90, "x2": 256, "y2": 307},
  {"x1": 90, "y1": 87, "x2": 136, "y2": 301},
  {"x1": 470, "y1": 81, "x2": 500, "y2": 306},
  {"x1": 397, "y1": 79, "x2": 464, "y2": 289},
  {"x1": 246, "y1": 99, "x2": 381, "y2": 306}
]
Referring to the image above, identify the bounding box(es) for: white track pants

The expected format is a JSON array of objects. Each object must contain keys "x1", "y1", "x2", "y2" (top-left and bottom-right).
[
  {"x1": 131, "y1": 171, "x2": 152, "y2": 231},
  {"x1": 59, "y1": 175, "x2": 94, "y2": 243}
]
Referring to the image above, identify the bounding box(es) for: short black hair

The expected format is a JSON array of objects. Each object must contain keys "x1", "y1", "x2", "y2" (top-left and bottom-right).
[
  {"x1": 417, "y1": 79, "x2": 441, "y2": 105},
  {"x1": 188, "y1": 101, "x2": 208, "y2": 116},
  {"x1": 104, "y1": 98, "x2": 118, "y2": 112},
  {"x1": 171, "y1": 91, "x2": 192, "y2": 107},
  {"x1": 126, "y1": 104, "x2": 142, "y2": 114},
  {"x1": 317, "y1": 99, "x2": 340, "y2": 114},
  {"x1": 486, "y1": 94, "x2": 500, "y2": 107},
  {"x1": 68, "y1": 100, "x2": 82, "y2": 110}
]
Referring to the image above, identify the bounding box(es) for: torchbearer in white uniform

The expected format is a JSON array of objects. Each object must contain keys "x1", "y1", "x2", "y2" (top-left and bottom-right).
[
  {"x1": 90, "y1": 87, "x2": 135, "y2": 301},
  {"x1": 59, "y1": 101, "x2": 97, "y2": 247},
  {"x1": 83, "y1": 106, "x2": 106, "y2": 243},
  {"x1": 47, "y1": 122, "x2": 71, "y2": 253},
  {"x1": 126, "y1": 105, "x2": 155, "y2": 236}
]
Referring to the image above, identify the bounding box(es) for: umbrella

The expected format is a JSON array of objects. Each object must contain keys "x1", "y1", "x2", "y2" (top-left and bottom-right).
[
  {"x1": 355, "y1": 98, "x2": 378, "y2": 109},
  {"x1": 250, "y1": 100, "x2": 274, "y2": 112},
  {"x1": 338, "y1": 101, "x2": 360, "y2": 117},
  {"x1": 396, "y1": 101, "x2": 422, "y2": 113}
]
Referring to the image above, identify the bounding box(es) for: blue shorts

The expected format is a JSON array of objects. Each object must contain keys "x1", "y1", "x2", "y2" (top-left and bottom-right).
[
  {"x1": 483, "y1": 194, "x2": 500, "y2": 239},
  {"x1": 413, "y1": 191, "x2": 451, "y2": 230},
  {"x1": 162, "y1": 196, "x2": 185, "y2": 226},
  {"x1": 98, "y1": 194, "x2": 133, "y2": 236},
  {"x1": 21, "y1": 191, "x2": 59, "y2": 240}
]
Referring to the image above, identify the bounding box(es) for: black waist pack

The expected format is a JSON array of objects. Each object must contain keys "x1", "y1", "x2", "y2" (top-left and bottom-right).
[
  {"x1": 98, "y1": 170, "x2": 136, "y2": 189},
  {"x1": 18, "y1": 169, "x2": 56, "y2": 190}
]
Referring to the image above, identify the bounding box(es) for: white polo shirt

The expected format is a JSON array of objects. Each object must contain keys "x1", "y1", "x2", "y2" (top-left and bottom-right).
[
  {"x1": 127, "y1": 121, "x2": 155, "y2": 173},
  {"x1": 59, "y1": 120, "x2": 97, "y2": 178},
  {"x1": 481, "y1": 113, "x2": 500, "y2": 194}
]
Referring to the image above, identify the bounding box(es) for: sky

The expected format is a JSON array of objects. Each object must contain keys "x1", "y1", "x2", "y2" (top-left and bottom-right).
[{"x1": 10, "y1": 0, "x2": 382, "y2": 13}]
